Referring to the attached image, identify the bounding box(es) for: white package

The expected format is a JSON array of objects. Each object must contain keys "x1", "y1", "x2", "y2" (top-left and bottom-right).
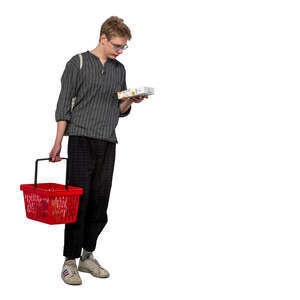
[{"x1": 117, "y1": 86, "x2": 154, "y2": 99}]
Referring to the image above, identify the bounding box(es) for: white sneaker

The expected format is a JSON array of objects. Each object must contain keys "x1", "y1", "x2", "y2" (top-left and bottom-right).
[
  {"x1": 61, "y1": 260, "x2": 82, "y2": 285},
  {"x1": 78, "y1": 253, "x2": 110, "y2": 278}
]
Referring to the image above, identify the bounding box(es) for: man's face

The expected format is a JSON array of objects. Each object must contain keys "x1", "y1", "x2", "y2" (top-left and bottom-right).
[{"x1": 101, "y1": 34, "x2": 128, "y2": 59}]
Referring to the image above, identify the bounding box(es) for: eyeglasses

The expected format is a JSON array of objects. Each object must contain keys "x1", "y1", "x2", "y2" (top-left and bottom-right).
[{"x1": 109, "y1": 41, "x2": 128, "y2": 51}]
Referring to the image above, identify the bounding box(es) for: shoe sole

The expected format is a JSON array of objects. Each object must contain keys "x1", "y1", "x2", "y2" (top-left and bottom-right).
[{"x1": 78, "y1": 266, "x2": 110, "y2": 278}]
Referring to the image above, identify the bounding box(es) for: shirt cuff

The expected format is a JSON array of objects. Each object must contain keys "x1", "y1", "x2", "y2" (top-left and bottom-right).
[
  {"x1": 55, "y1": 113, "x2": 71, "y2": 122},
  {"x1": 119, "y1": 102, "x2": 131, "y2": 117}
]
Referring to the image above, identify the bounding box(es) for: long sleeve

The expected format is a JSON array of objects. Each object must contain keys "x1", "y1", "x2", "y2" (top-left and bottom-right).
[
  {"x1": 119, "y1": 66, "x2": 131, "y2": 118},
  {"x1": 55, "y1": 56, "x2": 79, "y2": 122}
]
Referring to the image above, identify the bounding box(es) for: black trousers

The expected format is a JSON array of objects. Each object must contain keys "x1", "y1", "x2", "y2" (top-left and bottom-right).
[{"x1": 63, "y1": 136, "x2": 116, "y2": 259}]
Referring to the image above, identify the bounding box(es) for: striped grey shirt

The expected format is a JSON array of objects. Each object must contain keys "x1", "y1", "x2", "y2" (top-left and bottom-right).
[{"x1": 55, "y1": 50, "x2": 131, "y2": 144}]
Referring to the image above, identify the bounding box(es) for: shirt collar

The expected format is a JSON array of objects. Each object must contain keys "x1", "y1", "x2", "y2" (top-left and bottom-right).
[{"x1": 87, "y1": 50, "x2": 112, "y2": 65}]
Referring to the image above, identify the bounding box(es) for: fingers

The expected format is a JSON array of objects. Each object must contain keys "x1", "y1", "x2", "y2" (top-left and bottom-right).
[
  {"x1": 122, "y1": 94, "x2": 149, "y2": 103},
  {"x1": 49, "y1": 151, "x2": 55, "y2": 162},
  {"x1": 50, "y1": 150, "x2": 55, "y2": 162},
  {"x1": 49, "y1": 149, "x2": 61, "y2": 163},
  {"x1": 50, "y1": 156, "x2": 61, "y2": 163},
  {"x1": 132, "y1": 95, "x2": 147, "y2": 102},
  {"x1": 123, "y1": 94, "x2": 148, "y2": 101}
]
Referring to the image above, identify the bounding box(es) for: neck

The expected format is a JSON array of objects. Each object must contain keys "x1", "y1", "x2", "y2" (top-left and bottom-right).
[{"x1": 90, "y1": 44, "x2": 108, "y2": 64}]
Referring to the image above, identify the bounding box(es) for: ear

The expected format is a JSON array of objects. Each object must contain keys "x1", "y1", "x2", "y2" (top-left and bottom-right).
[{"x1": 100, "y1": 33, "x2": 107, "y2": 44}]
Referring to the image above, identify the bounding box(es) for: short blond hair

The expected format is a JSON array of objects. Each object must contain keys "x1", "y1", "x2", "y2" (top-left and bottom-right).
[{"x1": 100, "y1": 16, "x2": 132, "y2": 41}]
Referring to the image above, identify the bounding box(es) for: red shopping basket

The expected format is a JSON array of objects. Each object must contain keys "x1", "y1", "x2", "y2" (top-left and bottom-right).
[{"x1": 20, "y1": 158, "x2": 83, "y2": 225}]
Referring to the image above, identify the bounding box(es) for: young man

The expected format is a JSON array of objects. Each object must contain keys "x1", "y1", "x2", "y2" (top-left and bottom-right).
[{"x1": 49, "y1": 16, "x2": 147, "y2": 285}]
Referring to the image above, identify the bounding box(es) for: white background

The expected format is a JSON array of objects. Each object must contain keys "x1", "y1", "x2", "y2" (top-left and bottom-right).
[{"x1": 0, "y1": 0, "x2": 299, "y2": 299}]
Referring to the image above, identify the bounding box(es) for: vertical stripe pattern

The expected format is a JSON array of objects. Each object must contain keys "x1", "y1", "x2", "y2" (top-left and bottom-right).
[{"x1": 55, "y1": 50, "x2": 131, "y2": 144}]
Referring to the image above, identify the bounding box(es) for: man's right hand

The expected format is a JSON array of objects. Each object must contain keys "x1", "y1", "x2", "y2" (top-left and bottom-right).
[{"x1": 49, "y1": 144, "x2": 62, "y2": 162}]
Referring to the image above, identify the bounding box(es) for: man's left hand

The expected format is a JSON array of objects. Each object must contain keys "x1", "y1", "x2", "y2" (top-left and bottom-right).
[{"x1": 124, "y1": 95, "x2": 148, "y2": 103}]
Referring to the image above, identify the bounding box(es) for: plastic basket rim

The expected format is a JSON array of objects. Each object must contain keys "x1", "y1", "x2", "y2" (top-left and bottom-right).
[{"x1": 20, "y1": 183, "x2": 83, "y2": 196}]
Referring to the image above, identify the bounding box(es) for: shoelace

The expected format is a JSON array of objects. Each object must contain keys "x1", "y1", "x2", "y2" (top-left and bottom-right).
[
  {"x1": 86, "y1": 256, "x2": 104, "y2": 269},
  {"x1": 82, "y1": 254, "x2": 105, "y2": 270},
  {"x1": 65, "y1": 262, "x2": 79, "y2": 277},
  {"x1": 93, "y1": 258, "x2": 103, "y2": 269}
]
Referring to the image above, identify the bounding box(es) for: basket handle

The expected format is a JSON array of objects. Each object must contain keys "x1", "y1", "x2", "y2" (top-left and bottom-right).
[{"x1": 34, "y1": 158, "x2": 69, "y2": 189}]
